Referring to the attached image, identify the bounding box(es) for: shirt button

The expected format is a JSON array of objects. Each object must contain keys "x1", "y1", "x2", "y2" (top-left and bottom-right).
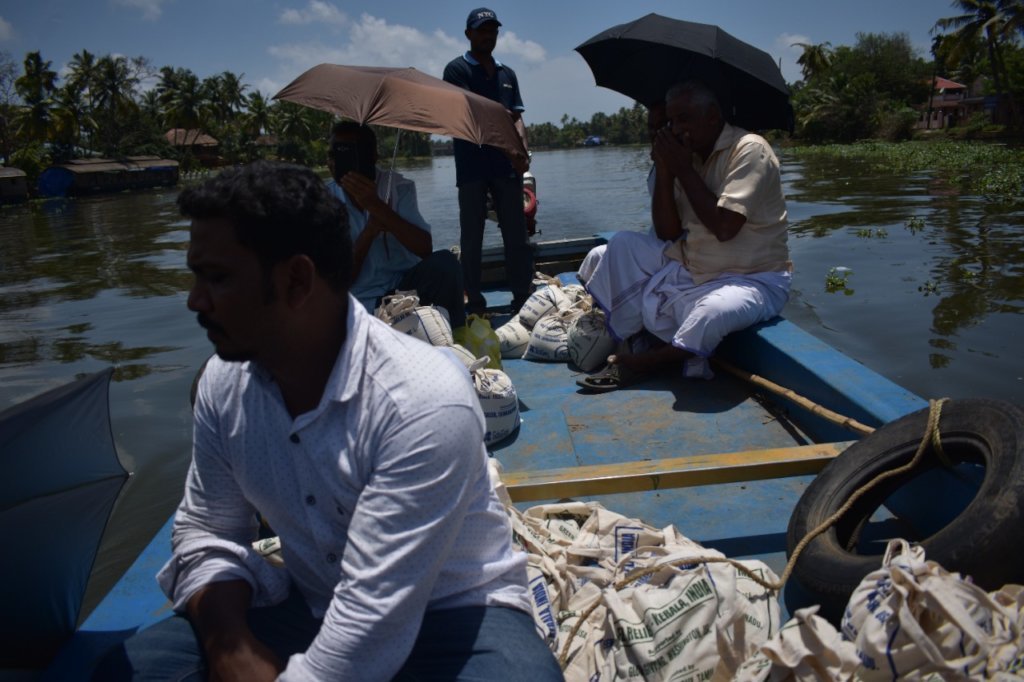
[
  {"x1": 290, "y1": 434, "x2": 300, "y2": 444},
  {"x1": 305, "y1": 495, "x2": 316, "y2": 506},
  {"x1": 326, "y1": 553, "x2": 338, "y2": 563}
]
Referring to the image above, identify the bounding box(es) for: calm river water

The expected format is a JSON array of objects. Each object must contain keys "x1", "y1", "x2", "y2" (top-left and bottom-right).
[{"x1": 2, "y1": 145, "x2": 1022, "y2": 615}]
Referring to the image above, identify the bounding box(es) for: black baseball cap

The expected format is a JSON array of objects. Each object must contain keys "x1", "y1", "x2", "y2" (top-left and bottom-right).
[{"x1": 466, "y1": 7, "x2": 501, "y2": 29}]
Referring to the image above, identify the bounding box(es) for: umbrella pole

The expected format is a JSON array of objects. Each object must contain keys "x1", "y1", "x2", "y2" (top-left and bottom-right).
[{"x1": 381, "y1": 130, "x2": 402, "y2": 258}]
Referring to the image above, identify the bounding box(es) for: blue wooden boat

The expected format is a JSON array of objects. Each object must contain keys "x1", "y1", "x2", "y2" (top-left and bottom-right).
[{"x1": 17, "y1": 234, "x2": 1018, "y2": 678}]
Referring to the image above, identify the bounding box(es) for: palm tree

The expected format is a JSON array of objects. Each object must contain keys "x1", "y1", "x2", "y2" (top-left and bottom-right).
[
  {"x1": 792, "y1": 42, "x2": 834, "y2": 82},
  {"x1": 243, "y1": 91, "x2": 271, "y2": 136},
  {"x1": 91, "y1": 55, "x2": 139, "y2": 117},
  {"x1": 160, "y1": 68, "x2": 208, "y2": 132},
  {"x1": 933, "y1": 0, "x2": 1018, "y2": 122},
  {"x1": 211, "y1": 71, "x2": 247, "y2": 125},
  {"x1": 51, "y1": 84, "x2": 95, "y2": 157},
  {"x1": 14, "y1": 51, "x2": 58, "y2": 143},
  {"x1": 89, "y1": 55, "x2": 142, "y2": 155},
  {"x1": 65, "y1": 50, "x2": 100, "y2": 150}
]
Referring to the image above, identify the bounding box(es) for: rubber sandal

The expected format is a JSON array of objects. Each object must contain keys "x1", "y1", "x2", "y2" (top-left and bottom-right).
[{"x1": 576, "y1": 363, "x2": 629, "y2": 392}]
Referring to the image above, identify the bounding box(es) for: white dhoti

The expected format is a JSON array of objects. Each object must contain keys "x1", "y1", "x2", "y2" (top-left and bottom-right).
[
  {"x1": 577, "y1": 244, "x2": 606, "y2": 284},
  {"x1": 585, "y1": 230, "x2": 791, "y2": 360}
]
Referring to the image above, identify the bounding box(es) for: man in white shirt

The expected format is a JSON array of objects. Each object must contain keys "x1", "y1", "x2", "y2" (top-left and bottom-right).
[
  {"x1": 579, "y1": 81, "x2": 791, "y2": 390},
  {"x1": 97, "y1": 162, "x2": 561, "y2": 680}
]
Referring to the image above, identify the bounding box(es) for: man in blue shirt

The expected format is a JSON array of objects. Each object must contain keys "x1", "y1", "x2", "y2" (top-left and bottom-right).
[
  {"x1": 443, "y1": 7, "x2": 534, "y2": 315},
  {"x1": 326, "y1": 121, "x2": 465, "y2": 327}
]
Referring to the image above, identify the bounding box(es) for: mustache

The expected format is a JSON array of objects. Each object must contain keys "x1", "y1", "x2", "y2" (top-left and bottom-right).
[{"x1": 196, "y1": 314, "x2": 225, "y2": 336}]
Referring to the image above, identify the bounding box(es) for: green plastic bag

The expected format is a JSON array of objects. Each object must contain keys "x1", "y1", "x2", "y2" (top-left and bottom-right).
[{"x1": 452, "y1": 314, "x2": 502, "y2": 370}]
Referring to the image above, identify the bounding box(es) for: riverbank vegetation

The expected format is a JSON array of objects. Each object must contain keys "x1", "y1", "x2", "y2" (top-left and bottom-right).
[
  {"x1": 787, "y1": 140, "x2": 1024, "y2": 203},
  {"x1": 0, "y1": 1, "x2": 1021, "y2": 187}
]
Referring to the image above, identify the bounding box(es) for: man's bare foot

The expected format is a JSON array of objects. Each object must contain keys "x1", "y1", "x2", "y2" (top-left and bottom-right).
[{"x1": 609, "y1": 344, "x2": 690, "y2": 375}]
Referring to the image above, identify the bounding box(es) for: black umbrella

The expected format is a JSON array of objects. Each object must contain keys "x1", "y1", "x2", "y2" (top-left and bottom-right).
[{"x1": 575, "y1": 13, "x2": 794, "y2": 132}]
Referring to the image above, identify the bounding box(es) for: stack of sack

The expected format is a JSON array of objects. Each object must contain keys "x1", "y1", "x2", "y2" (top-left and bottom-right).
[
  {"x1": 495, "y1": 274, "x2": 616, "y2": 371},
  {"x1": 486, "y1": 459, "x2": 781, "y2": 681},
  {"x1": 375, "y1": 291, "x2": 519, "y2": 446},
  {"x1": 723, "y1": 539, "x2": 1024, "y2": 681},
  {"x1": 484, "y1": 460, "x2": 1024, "y2": 681}
]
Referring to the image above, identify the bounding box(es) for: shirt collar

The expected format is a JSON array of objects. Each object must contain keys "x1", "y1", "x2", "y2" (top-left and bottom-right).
[
  {"x1": 241, "y1": 295, "x2": 365, "y2": 422},
  {"x1": 463, "y1": 51, "x2": 503, "y2": 68},
  {"x1": 322, "y1": 294, "x2": 368, "y2": 405},
  {"x1": 709, "y1": 122, "x2": 747, "y2": 157}
]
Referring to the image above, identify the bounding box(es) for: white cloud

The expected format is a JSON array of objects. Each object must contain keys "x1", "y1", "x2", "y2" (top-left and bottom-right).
[
  {"x1": 494, "y1": 30, "x2": 546, "y2": 65},
  {"x1": 517, "y1": 54, "x2": 632, "y2": 126},
  {"x1": 112, "y1": 0, "x2": 166, "y2": 21},
  {"x1": 0, "y1": 16, "x2": 13, "y2": 42},
  {"x1": 775, "y1": 33, "x2": 813, "y2": 85},
  {"x1": 267, "y1": 14, "x2": 463, "y2": 85},
  {"x1": 265, "y1": 13, "x2": 599, "y2": 125},
  {"x1": 280, "y1": 1, "x2": 347, "y2": 27}
]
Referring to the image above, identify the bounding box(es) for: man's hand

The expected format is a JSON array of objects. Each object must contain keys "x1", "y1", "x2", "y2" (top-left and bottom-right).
[
  {"x1": 340, "y1": 172, "x2": 386, "y2": 215},
  {"x1": 510, "y1": 153, "x2": 530, "y2": 174},
  {"x1": 205, "y1": 631, "x2": 283, "y2": 682},
  {"x1": 652, "y1": 127, "x2": 692, "y2": 179}
]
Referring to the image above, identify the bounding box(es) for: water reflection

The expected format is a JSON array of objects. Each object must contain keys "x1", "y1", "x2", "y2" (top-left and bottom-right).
[
  {"x1": 780, "y1": 151, "x2": 1023, "y2": 403},
  {"x1": 0, "y1": 191, "x2": 191, "y2": 380}
]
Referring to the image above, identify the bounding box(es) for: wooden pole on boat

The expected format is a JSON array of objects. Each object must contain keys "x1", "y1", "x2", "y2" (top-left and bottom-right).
[{"x1": 711, "y1": 358, "x2": 876, "y2": 436}]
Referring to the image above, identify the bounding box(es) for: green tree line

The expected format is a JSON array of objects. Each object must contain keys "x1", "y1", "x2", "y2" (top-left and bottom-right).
[{"x1": 0, "y1": 1, "x2": 1021, "y2": 184}]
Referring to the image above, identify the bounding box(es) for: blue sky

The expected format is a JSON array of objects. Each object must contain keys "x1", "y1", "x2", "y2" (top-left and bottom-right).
[{"x1": 2, "y1": 0, "x2": 958, "y2": 125}]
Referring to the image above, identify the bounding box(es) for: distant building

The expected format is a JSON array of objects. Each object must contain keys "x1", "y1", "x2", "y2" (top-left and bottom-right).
[
  {"x1": 164, "y1": 129, "x2": 220, "y2": 166},
  {"x1": 0, "y1": 167, "x2": 29, "y2": 203},
  {"x1": 918, "y1": 77, "x2": 968, "y2": 129},
  {"x1": 583, "y1": 135, "x2": 603, "y2": 146},
  {"x1": 37, "y1": 156, "x2": 179, "y2": 198},
  {"x1": 917, "y1": 76, "x2": 1010, "y2": 129}
]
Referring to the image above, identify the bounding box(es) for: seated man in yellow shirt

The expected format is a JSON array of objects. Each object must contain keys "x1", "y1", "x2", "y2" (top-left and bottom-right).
[{"x1": 579, "y1": 80, "x2": 792, "y2": 391}]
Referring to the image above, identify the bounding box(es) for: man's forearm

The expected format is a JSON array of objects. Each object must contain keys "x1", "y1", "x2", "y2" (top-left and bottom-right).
[
  {"x1": 676, "y1": 166, "x2": 745, "y2": 242},
  {"x1": 367, "y1": 208, "x2": 432, "y2": 258},
  {"x1": 187, "y1": 579, "x2": 254, "y2": 651},
  {"x1": 187, "y1": 579, "x2": 284, "y2": 681},
  {"x1": 651, "y1": 168, "x2": 683, "y2": 241}
]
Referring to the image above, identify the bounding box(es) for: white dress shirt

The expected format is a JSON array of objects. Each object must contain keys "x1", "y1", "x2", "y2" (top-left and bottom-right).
[{"x1": 157, "y1": 297, "x2": 530, "y2": 680}]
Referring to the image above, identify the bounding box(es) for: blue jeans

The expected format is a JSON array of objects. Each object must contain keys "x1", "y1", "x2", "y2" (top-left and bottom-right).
[
  {"x1": 457, "y1": 176, "x2": 534, "y2": 313},
  {"x1": 93, "y1": 590, "x2": 563, "y2": 681}
]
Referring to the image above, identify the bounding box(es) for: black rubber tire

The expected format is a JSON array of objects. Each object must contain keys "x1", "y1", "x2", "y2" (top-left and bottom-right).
[{"x1": 786, "y1": 398, "x2": 1024, "y2": 623}]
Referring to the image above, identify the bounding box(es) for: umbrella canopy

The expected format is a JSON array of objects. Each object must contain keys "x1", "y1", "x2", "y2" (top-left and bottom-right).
[
  {"x1": 0, "y1": 368, "x2": 129, "y2": 667},
  {"x1": 575, "y1": 13, "x2": 794, "y2": 132},
  {"x1": 274, "y1": 64, "x2": 527, "y2": 165}
]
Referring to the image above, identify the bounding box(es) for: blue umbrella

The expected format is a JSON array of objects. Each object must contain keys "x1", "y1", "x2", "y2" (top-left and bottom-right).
[{"x1": 0, "y1": 368, "x2": 129, "y2": 668}]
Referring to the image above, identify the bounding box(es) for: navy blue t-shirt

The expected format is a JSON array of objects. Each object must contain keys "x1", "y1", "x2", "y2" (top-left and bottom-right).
[{"x1": 443, "y1": 52, "x2": 524, "y2": 186}]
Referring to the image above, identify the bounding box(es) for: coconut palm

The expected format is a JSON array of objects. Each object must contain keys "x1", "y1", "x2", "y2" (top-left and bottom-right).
[
  {"x1": 91, "y1": 55, "x2": 139, "y2": 117},
  {"x1": 51, "y1": 84, "x2": 95, "y2": 156},
  {"x1": 210, "y1": 71, "x2": 247, "y2": 125},
  {"x1": 933, "y1": 0, "x2": 1017, "y2": 113},
  {"x1": 243, "y1": 90, "x2": 272, "y2": 137},
  {"x1": 162, "y1": 69, "x2": 209, "y2": 132},
  {"x1": 792, "y1": 42, "x2": 834, "y2": 82},
  {"x1": 14, "y1": 51, "x2": 58, "y2": 142}
]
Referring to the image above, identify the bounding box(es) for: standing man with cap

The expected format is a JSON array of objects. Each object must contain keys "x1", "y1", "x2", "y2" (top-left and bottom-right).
[{"x1": 444, "y1": 8, "x2": 534, "y2": 315}]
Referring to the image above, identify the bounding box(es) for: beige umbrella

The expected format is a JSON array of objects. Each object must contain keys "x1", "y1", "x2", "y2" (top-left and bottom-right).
[{"x1": 274, "y1": 64, "x2": 528, "y2": 166}]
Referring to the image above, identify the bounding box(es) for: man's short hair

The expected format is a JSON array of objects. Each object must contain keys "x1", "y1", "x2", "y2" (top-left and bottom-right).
[
  {"x1": 177, "y1": 161, "x2": 353, "y2": 293},
  {"x1": 665, "y1": 81, "x2": 721, "y2": 117}
]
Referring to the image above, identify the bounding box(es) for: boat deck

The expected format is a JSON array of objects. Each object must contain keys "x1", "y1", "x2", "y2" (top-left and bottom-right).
[
  {"x1": 496, "y1": 349, "x2": 821, "y2": 568},
  {"x1": 42, "y1": 266, "x2": 927, "y2": 676}
]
